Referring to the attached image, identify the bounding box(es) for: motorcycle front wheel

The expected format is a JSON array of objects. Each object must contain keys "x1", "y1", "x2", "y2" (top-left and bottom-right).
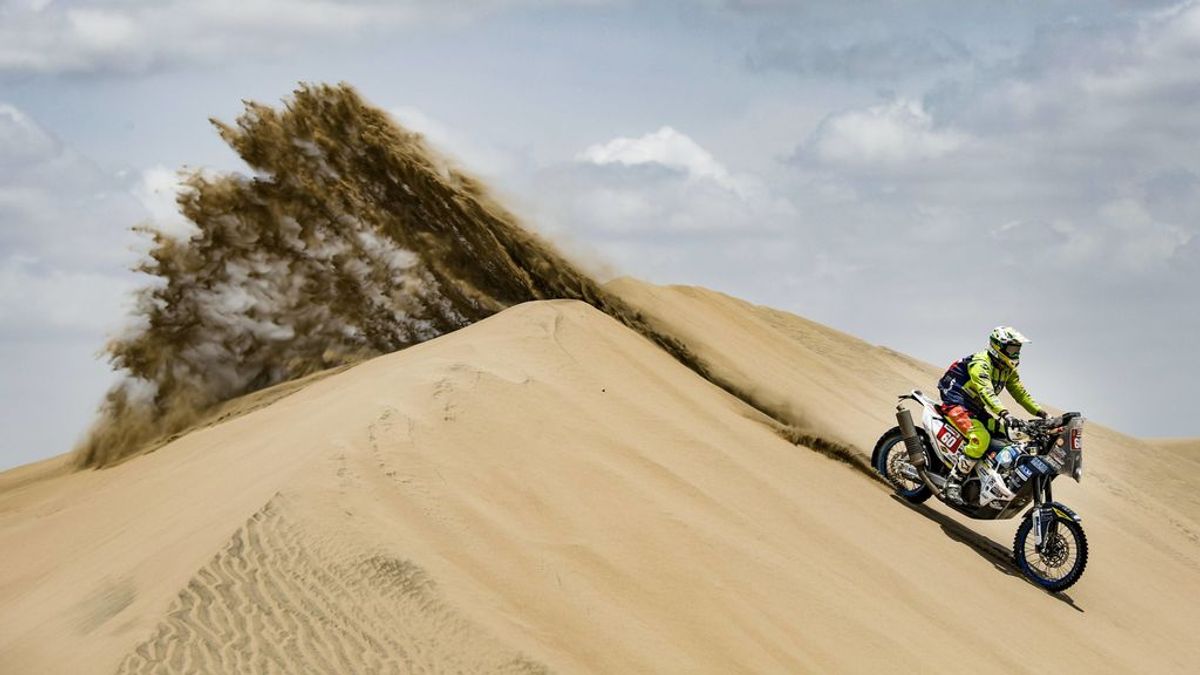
[{"x1": 1013, "y1": 511, "x2": 1088, "y2": 592}]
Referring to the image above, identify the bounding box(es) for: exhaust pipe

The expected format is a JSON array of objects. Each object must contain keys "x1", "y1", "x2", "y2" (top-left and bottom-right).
[{"x1": 896, "y1": 407, "x2": 926, "y2": 468}]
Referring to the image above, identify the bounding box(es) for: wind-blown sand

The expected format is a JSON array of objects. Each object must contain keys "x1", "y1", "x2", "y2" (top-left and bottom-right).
[{"x1": 2, "y1": 293, "x2": 1199, "y2": 673}]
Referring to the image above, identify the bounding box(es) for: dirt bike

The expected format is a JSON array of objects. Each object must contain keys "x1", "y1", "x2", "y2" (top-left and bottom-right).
[{"x1": 872, "y1": 390, "x2": 1088, "y2": 592}]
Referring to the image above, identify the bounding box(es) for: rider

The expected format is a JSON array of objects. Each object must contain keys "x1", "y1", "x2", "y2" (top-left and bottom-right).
[{"x1": 937, "y1": 326, "x2": 1049, "y2": 504}]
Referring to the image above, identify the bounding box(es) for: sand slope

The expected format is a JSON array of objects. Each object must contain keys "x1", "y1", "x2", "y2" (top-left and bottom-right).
[
  {"x1": 1147, "y1": 438, "x2": 1200, "y2": 472},
  {"x1": 610, "y1": 279, "x2": 1200, "y2": 525},
  {"x1": 3, "y1": 297, "x2": 1199, "y2": 672}
]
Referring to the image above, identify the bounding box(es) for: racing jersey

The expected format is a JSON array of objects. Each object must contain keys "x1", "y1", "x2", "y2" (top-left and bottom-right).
[{"x1": 938, "y1": 350, "x2": 1043, "y2": 419}]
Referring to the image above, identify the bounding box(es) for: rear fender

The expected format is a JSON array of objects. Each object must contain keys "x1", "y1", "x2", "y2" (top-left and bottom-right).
[{"x1": 870, "y1": 432, "x2": 888, "y2": 467}]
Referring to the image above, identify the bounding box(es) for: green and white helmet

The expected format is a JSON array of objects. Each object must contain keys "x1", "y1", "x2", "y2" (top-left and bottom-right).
[{"x1": 988, "y1": 326, "x2": 1030, "y2": 369}]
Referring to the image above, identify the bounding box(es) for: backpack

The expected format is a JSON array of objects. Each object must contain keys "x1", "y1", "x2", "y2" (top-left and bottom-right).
[{"x1": 938, "y1": 355, "x2": 973, "y2": 408}]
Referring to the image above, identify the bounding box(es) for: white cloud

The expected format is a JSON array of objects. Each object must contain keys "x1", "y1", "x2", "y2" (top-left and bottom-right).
[
  {"x1": 69, "y1": 8, "x2": 140, "y2": 51},
  {"x1": 791, "y1": 1, "x2": 1200, "y2": 268},
  {"x1": 807, "y1": 99, "x2": 968, "y2": 166},
  {"x1": 0, "y1": 1, "x2": 392, "y2": 72},
  {"x1": 533, "y1": 127, "x2": 796, "y2": 237},
  {"x1": 1092, "y1": 198, "x2": 1191, "y2": 271},
  {"x1": 0, "y1": 0, "x2": 608, "y2": 74},
  {"x1": 580, "y1": 126, "x2": 732, "y2": 183}
]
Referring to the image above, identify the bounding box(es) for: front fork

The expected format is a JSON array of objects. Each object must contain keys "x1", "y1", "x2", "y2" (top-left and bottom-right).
[{"x1": 1030, "y1": 477, "x2": 1059, "y2": 552}]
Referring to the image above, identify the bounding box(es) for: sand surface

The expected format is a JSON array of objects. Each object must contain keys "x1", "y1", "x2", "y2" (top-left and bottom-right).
[{"x1": 2, "y1": 290, "x2": 1199, "y2": 673}]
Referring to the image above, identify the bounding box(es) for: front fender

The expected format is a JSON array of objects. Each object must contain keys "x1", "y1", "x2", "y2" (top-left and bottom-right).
[
  {"x1": 1051, "y1": 502, "x2": 1082, "y2": 522},
  {"x1": 1026, "y1": 501, "x2": 1081, "y2": 522}
]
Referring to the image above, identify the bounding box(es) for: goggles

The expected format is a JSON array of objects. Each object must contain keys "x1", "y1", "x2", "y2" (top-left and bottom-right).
[{"x1": 1000, "y1": 342, "x2": 1022, "y2": 359}]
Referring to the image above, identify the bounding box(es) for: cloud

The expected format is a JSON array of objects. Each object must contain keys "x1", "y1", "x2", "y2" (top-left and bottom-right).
[
  {"x1": 804, "y1": 100, "x2": 969, "y2": 166},
  {"x1": 1, "y1": 103, "x2": 144, "y2": 268},
  {"x1": 0, "y1": 102, "x2": 154, "y2": 465},
  {"x1": 577, "y1": 126, "x2": 742, "y2": 190},
  {"x1": 748, "y1": 29, "x2": 973, "y2": 80},
  {"x1": 532, "y1": 127, "x2": 794, "y2": 240},
  {"x1": 506, "y1": 127, "x2": 804, "y2": 296},
  {"x1": 0, "y1": 255, "x2": 134, "y2": 338},
  {"x1": 0, "y1": 0, "x2": 398, "y2": 73},
  {"x1": 0, "y1": 0, "x2": 610, "y2": 74},
  {"x1": 0, "y1": 104, "x2": 58, "y2": 166},
  {"x1": 793, "y1": 1, "x2": 1200, "y2": 260},
  {"x1": 0, "y1": 100, "x2": 145, "y2": 331}
]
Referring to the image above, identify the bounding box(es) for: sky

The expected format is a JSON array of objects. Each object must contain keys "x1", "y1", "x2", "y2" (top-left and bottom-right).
[{"x1": 2, "y1": 0, "x2": 1198, "y2": 469}]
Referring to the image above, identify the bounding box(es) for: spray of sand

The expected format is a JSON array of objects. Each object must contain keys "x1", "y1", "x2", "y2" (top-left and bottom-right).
[{"x1": 76, "y1": 83, "x2": 709, "y2": 467}]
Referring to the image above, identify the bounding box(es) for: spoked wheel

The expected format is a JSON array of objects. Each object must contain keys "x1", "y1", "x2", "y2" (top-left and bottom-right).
[
  {"x1": 872, "y1": 428, "x2": 932, "y2": 504},
  {"x1": 1013, "y1": 511, "x2": 1088, "y2": 592}
]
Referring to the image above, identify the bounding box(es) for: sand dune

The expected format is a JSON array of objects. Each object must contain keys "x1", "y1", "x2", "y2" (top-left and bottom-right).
[
  {"x1": 609, "y1": 280, "x2": 1200, "y2": 527},
  {"x1": 3, "y1": 295, "x2": 1199, "y2": 672},
  {"x1": 1148, "y1": 438, "x2": 1200, "y2": 466}
]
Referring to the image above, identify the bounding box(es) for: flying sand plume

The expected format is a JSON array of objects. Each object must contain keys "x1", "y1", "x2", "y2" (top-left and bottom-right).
[
  {"x1": 77, "y1": 82, "x2": 855, "y2": 470},
  {"x1": 76, "y1": 84, "x2": 689, "y2": 466}
]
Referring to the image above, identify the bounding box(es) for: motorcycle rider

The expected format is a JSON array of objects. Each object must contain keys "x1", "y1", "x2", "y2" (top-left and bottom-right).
[{"x1": 937, "y1": 326, "x2": 1049, "y2": 504}]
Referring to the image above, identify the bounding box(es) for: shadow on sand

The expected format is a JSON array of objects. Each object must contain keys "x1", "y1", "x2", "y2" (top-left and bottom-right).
[{"x1": 890, "y1": 495, "x2": 1084, "y2": 613}]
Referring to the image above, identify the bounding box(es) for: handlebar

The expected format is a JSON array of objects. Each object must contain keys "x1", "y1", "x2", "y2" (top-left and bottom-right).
[{"x1": 1026, "y1": 411, "x2": 1082, "y2": 431}]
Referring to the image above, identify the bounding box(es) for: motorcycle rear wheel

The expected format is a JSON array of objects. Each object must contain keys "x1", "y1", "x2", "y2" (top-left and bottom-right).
[
  {"x1": 1013, "y1": 512, "x2": 1088, "y2": 593},
  {"x1": 873, "y1": 427, "x2": 933, "y2": 504}
]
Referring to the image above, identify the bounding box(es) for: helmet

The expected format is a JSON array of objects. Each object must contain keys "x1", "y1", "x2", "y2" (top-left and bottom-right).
[{"x1": 988, "y1": 326, "x2": 1030, "y2": 369}]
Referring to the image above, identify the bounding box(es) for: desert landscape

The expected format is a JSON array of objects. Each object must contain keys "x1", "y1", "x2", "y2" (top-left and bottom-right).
[
  {"x1": 3, "y1": 286, "x2": 1199, "y2": 672},
  {"x1": 2, "y1": 84, "x2": 1198, "y2": 673}
]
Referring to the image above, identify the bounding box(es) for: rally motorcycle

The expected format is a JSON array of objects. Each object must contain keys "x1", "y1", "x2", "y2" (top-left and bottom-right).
[{"x1": 872, "y1": 390, "x2": 1088, "y2": 592}]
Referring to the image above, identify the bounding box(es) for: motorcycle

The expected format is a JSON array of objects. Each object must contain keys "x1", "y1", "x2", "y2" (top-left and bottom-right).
[{"x1": 872, "y1": 390, "x2": 1088, "y2": 592}]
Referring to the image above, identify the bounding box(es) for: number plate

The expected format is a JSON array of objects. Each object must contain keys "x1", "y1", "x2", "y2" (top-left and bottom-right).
[
  {"x1": 1070, "y1": 428, "x2": 1082, "y2": 450},
  {"x1": 936, "y1": 424, "x2": 965, "y2": 453}
]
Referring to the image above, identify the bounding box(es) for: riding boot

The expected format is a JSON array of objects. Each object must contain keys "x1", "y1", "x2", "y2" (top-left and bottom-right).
[{"x1": 944, "y1": 456, "x2": 977, "y2": 505}]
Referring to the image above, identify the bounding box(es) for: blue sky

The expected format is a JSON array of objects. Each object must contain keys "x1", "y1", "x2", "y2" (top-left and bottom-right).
[{"x1": 2, "y1": 0, "x2": 1198, "y2": 468}]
